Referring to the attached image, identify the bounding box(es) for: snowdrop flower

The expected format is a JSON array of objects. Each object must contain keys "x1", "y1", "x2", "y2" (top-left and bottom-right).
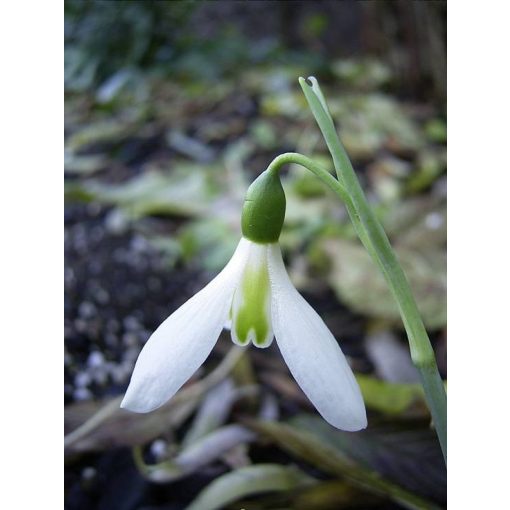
[{"x1": 121, "y1": 170, "x2": 367, "y2": 431}]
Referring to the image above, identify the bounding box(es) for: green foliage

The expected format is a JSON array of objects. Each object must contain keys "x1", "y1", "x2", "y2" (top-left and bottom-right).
[
  {"x1": 65, "y1": 0, "x2": 296, "y2": 92},
  {"x1": 66, "y1": 166, "x2": 214, "y2": 218},
  {"x1": 289, "y1": 415, "x2": 446, "y2": 503},
  {"x1": 178, "y1": 220, "x2": 240, "y2": 271},
  {"x1": 185, "y1": 464, "x2": 316, "y2": 510},
  {"x1": 332, "y1": 58, "x2": 392, "y2": 90},
  {"x1": 249, "y1": 419, "x2": 442, "y2": 510},
  {"x1": 65, "y1": 0, "x2": 197, "y2": 90},
  {"x1": 356, "y1": 374, "x2": 426, "y2": 415}
]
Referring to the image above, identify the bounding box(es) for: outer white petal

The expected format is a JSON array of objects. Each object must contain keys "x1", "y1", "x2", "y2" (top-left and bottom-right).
[
  {"x1": 121, "y1": 238, "x2": 250, "y2": 412},
  {"x1": 268, "y1": 244, "x2": 367, "y2": 431}
]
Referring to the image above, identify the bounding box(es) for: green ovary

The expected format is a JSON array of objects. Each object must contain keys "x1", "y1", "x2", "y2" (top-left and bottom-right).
[{"x1": 233, "y1": 263, "x2": 271, "y2": 346}]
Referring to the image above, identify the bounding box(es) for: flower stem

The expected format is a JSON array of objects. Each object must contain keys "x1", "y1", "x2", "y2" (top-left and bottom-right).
[
  {"x1": 267, "y1": 153, "x2": 377, "y2": 266},
  {"x1": 265, "y1": 79, "x2": 447, "y2": 464},
  {"x1": 267, "y1": 152, "x2": 350, "y2": 204},
  {"x1": 297, "y1": 77, "x2": 446, "y2": 464}
]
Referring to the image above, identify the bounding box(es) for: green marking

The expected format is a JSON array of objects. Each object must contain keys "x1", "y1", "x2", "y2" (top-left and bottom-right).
[{"x1": 234, "y1": 262, "x2": 271, "y2": 346}]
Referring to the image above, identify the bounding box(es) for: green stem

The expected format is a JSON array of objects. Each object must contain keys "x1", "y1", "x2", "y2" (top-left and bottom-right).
[
  {"x1": 266, "y1": 153, "x2": 350, "y2": 204},
  {"x1": 269, "y1": 78, "x2": 447, "y2": 464},
  {"x1": 266, "y1": 153, "x2": 373, "y2": 252}
]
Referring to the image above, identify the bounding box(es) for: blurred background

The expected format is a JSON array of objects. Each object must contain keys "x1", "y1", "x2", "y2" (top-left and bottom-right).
[{"x1": 64, "y1": 1, "x2": 446, "y2": 509}]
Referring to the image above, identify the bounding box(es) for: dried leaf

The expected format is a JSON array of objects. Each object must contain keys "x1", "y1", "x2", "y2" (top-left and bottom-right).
[
  {"x1": 185, "y1": 464, "x2": 316, "y2": 510},
  {"x1": 291, "y1": 480, "x2": 378, "y2": 509},
  {"x1": 322, "y1": 238, "x2": 446, "y2": 329},
  {"x1": 382, "y1": 195, "x2": 446, "y2": 249},
  {"x1": 356, "y1": 374, "x2": 426, "y2": 416},
  {"x1": 166, "y1": 130, "x2": 216, "y2": 162},
  {"x1": 182, "y1": 378, "x2": 237, "y2": 447},
  {"x1": 65, "y1": 166, "x2": 214, "y2": 218},
  {"x1": 64, "y1": 151, "x2": 109, "y2": 175},
  {"x1": 135, "y1": 424, "x2": 256, "y2": 483},
  {"x1": 65, "y1": 397, "x2": 198, "y2": 456},
  {"x1": 365, "y1": 329, "x2": 421, "y2": 383},
  {"x1": 67, "y1": 117, "x2": 141, "y2": 151},
  {"x1": 248, "y1": 420, "x2": 442, "y2": 510},
  {"x1": 291, "y1": 415, "x2": 446, "y2": 504}
]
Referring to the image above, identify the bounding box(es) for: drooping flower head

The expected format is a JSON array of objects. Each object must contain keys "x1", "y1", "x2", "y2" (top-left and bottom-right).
[{"x1": 121, "y1": 169, "x2": 367, "y2": 431}]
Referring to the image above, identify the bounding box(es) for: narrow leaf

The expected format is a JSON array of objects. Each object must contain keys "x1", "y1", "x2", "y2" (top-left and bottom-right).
[
  {"x1": 185, "y1": 464, "x2": 316, "y2": 510},
  {"x1": 248, "y1": 420, "x2": 441, "y2": 510}
]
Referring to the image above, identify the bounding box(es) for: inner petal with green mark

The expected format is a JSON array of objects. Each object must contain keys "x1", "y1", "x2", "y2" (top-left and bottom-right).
[{"x1": 230, "y1": 242, "x2": 274, "y2": 348}]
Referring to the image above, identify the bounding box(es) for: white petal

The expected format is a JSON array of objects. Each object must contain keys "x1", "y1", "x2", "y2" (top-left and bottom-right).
[
  {"x1": 267, "y1": 244, "x2": 367, "y2": 431},
  {"x1": 121, "y1": 238, "x2": 250, "y2": 412}
]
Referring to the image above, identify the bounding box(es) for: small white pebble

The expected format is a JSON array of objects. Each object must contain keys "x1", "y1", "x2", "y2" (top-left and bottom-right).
[
  {"x1": 105, "y1": 209, "x2": 129, "y2": 234},
  {"x1": 87, "y1": 351, "x2": 105, "y2": 368},
  {"x1": 82, "y1": 467, "x2": 97, "y2": 480},
  {"x1": 79, "y1": 302, "x2": 96, "y2": 319},
  {"x1": 131, "y1": 235, "x2": 149, "y2": 253},
  {"x1": 94, "y1": 288, "x2": 110, "y2": 305},
  {"x1": 150, "y1": 439, "x2": 168, "y2": 460},
  {"x1": 123, "y1": 316, "x2": 141, "y2": 331},
  {"x1": 73, "y1": 387, "x2": 92, "y2": 401},
  {"x1": 91, "y1": 367, "x2": 108, "y2": 386},
  {"x1": 74, "y1": 372, "x2": 91, "y2": 387}
]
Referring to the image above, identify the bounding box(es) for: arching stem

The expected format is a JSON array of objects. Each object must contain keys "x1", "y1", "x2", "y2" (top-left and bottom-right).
[{"x1": 267, "y1": 93, "x2": 447, "y2": 464}]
